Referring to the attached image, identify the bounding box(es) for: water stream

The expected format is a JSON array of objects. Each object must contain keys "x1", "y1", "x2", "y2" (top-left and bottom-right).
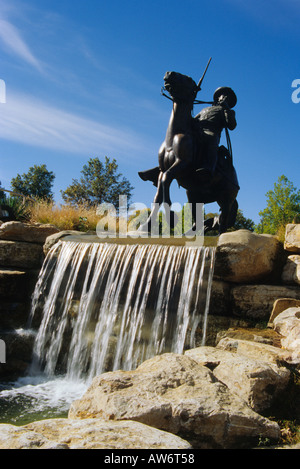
[{"x1": 0, "y1": 240, "x2": 216, "y2": 425}]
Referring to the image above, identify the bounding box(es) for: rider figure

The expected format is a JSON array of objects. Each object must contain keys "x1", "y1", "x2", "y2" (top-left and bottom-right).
[{"x1": 194, "y1": 86, "x2": 237, "y2": 176}]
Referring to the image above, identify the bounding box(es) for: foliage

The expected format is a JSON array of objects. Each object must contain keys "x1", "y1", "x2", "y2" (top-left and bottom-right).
[
  {"x1": 0, "y1": 180, "x2": 5, "y2": 200},
  {"x1": 11, "y1": 164, "x2": 55, "y2": 201},
  {"x1": 231, "y1": 209, "x2": 255, "y2": 231},
  {"x1": 0, "y1": 196, "x2": 31, "y2": 222},
  {"x1": 202, "y1": 208, "x2": 255, "y2": 235},
  {"x1": 29, "y1": 200, "x2": 106, "y2": 231},
  {"x1": 256, "y1": 175, "x2": 300, "y2": 235},
  {"x1": 61, "y1": 157, "x2": 134, "y2": 209}
]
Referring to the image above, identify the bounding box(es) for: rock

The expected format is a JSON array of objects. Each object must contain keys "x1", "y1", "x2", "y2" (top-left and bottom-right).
[
  {"x1": 230, "y1": 284, "x2": 300, "y2": 319},
  {"x1": 0, "y1": 418, "x2": 192, "y2": 449},
  {"x1": 185, "y1": 346, "x2": 290, "y2": 413},
  {"x1": 269, "y1": 298, "x2": 300, "y2": 325},
  {"x1": 284, "y1": 224, "x2": 300, "y2": 253},
  {"x1": 209, "y1": 280, "x2": 231, "y2": 316},
  {"x1": 273, "y1": 307, "x2": 300, "y2": 336},
  {"x1": 43, "y1": 230, "x2": 82, "y2": 254},
  {"x1": 69, "y1": 353, "x2": 280, "y2": 449},
  {"x1": 0, "y1": 221, "x2": 59, "y2": 244},
  {"x1": 273, "y1": 308, "x2": 300, "y2": 362},
  {"x1": 215, "y1": 230, "x2": 282, "y2": 283},
  {"x1": 0, "y1": 240, "x2": 44, "y2": 269},
  {"x1": 0, "y1": 329, "x2": 36, "y2": 379},
  {"x1": 215, "y1": 327, "x2": 282, "y2": 347},
  {"x1": 0, "y1": 269, "x2": 27, "y2": 299},
  {"x1": 282, "y1": 255, "x2": 300, "y2": 285},
  {"x1": 216, "y1": 337, "x2": 292, "y2": 364}
]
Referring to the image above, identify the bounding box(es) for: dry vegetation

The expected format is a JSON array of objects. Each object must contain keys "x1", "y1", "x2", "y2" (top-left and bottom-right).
[{"x1": 29, "y1": 201, "x2": 103, "y2": 232}]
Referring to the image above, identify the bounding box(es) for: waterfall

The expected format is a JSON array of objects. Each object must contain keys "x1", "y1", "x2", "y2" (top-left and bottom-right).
[{"x1": 29, "y1": 240, "x2": 216, "y2": 383}]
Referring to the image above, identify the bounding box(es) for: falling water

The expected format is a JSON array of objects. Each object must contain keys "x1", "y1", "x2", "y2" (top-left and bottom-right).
[
  {"x1": 0, "y1": 240, "x2": 216, "y2": 424},
  {"x1": 29, "y1": 241, "x2": 215, "y2": 381}
]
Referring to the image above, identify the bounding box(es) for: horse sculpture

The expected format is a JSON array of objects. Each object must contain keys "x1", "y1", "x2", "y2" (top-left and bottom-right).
[{"x1": 138, "y1": 70, "x2": 240, "y2": 235}]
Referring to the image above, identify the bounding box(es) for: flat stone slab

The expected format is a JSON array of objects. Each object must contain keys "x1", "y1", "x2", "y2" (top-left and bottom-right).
[
  {"x1": 230, "y1": 284, "x2": 300, "y2": 319},
  {"x1": 0, "y1": 418, "x2": 192, "y2": 449},
  {"x1": 0, "y1": 222, "x2": 59, "y2": 244},
  {"x1": 0, "y1": 268, "x2": 27, "y2": 299},
  {"x1": 0, "y1": 240, "x2": 44, "y2": 269},
  {"x1": 43, "y1": 230, "x2": 218, "y2": 254}
]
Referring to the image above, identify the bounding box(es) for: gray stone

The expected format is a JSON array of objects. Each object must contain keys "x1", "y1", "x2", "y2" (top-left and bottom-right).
[
  {"x1": 216, "y1": 337, "x2": 292, "y2": 364},
  {"x1": 0, "y1": 221, "x2": 59, "y2": 244},
  {"x1": 215, "y1": 230, "x2": 282, "y2": 283},
  {"x1": 284, "y1": 224, "x2": 300, "y2": 253},
  {"x1": 269, "y1": 298, "x2": 300, "y2": 325},
  {"x1": 185, "y1": 346, "x2": 290, "y2": 413},
  {"x1": 0, "y1": 418, "x2": 192, "y2": 449},
  {"x1": 230, "y1": 284, "x2": 300, "y2": 319},
  {"x1": 0, "y1": 240, "x2": 44, "y2": 269},
  {"x1": 282, "y1": 255, "x2": 300, "y2": 285},
  {"x1": 273, "y1": 308, "x2": 300, "y2": 362},
  {"x1": 69, "y1": 353, "x2": 280, "y2": 449}
]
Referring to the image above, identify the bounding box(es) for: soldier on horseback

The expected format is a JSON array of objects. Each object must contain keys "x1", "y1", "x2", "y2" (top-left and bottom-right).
[
  {"x1": 193, "y1": 86, "x2": 237, "y2": 177},
  {"x1": 138, "y1": 61, "x2": 240, "y2": 235}
]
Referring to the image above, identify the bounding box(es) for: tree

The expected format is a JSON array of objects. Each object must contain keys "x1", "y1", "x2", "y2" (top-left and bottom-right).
[
  {"x1": 0, "y1": 181, "x2": 5, "y2": 200},
  {"x1": 11, "y1": 164, "x2": 55, "y2": 201},
  {"x1": 256, "y1": 175, "x2": 300, "y2": 234},
  {"x1": 61, "y1": 157, "x2": 134, "y2": 208},
  {"x1": 231, "y1": 209, "x2": 255, "y2": 232},
  {"x1": 203, "y1": 209, "x2": 255, "y2": 234}
]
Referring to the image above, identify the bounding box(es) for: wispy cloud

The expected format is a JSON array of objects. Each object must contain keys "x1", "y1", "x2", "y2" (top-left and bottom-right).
[
  {"x1": 0, "y1": 91, "x2": 145, "y2": 159},
  {"x1": 0, "y1": 7, "x2": 42, "y2": 72},
  {"x1": 225, "y1": 0, "x2": 300, "y2": 30}
]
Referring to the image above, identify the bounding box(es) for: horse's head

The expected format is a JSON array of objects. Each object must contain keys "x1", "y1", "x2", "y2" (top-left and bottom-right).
[{"x1": 163, "y1": 71, "x2": 198, "y2": 104}]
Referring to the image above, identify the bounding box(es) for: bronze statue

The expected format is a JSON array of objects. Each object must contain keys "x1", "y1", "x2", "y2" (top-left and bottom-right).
[{"x1": 138, "y1": 60, "x2": 239, "y2": 235}]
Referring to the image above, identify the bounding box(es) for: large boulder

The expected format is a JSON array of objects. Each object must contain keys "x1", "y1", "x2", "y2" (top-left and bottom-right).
[
  {"x1": 269, "y1": 298, "x2": 300, "y2": 325},
  {"x1": 284, "y1": 224, "x2": 300, "y2": 253},
  {"x1": 0, "y1": 222, "x2": 59, "y2": 245},
  {"x1": 215, "y1": 230, "x2": 282, "y2": 283},
  {"x1": 273, "y1": 308, "x2": 300, "y2": 362},
  {"x1": 43, "y1": 230, "x2": 83, "y2": 254},
  {"x1": 230, "y1": 284, "x2": 300, "y2": 319},
  {"x1": 282, "y1": 255, "x2": 300, "y2": 285},
  {"x1": 0, "y1": 240, "x2": 44, "y2": 269},
  {"x1": 68, "y1": 353, "x2": 280, "y2": 449},
  {"x1": 185, "y1": 346, "x2": 290, "y2": 413},
  {"x1": 0, "y1": 418, "x2": 192, "y2": 449},
  {"x1": 216, "y1": 337, "x2": 292, "y2": 364}
]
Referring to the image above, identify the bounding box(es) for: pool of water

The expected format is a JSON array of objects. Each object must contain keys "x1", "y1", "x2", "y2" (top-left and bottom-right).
[{"x1": 0, "y1": 376, "x2": 88, "y2": 426}]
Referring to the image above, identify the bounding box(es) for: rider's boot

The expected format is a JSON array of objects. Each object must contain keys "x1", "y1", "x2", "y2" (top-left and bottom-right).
[{"x1": 138, "y1": 167, "x2": 160, "y2": 187}]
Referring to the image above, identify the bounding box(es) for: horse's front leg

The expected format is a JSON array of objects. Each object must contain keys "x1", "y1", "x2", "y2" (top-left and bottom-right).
[
  {"x1": 138, "y1": 172, "x2": 164, "y2": 233},
  {"x1": 161, "y1": 134, "x2": 193, "y2": 205},
  {"x1": 218, "y1": 198, "x2": 238, "y2": 234}
]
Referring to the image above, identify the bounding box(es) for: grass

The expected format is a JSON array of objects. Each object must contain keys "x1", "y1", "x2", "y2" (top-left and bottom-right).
[{"x1": 28, "y1": 201, "x2": 103, "y2": 232}]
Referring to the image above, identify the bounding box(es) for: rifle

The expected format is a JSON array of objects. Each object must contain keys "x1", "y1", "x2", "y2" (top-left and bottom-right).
[{"x1": 196, "y1": 57, "x2": 212, "y2": 92}]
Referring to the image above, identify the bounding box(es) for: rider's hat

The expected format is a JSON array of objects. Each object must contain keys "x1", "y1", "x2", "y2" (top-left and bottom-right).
[{"x1": 213, "y1": 87, "x2": 237, "y2": 108}]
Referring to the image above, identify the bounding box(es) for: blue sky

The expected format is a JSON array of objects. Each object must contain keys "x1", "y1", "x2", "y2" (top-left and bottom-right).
[{"x1": 0, "y1": 0, "x2": 299, "y2": 224}]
